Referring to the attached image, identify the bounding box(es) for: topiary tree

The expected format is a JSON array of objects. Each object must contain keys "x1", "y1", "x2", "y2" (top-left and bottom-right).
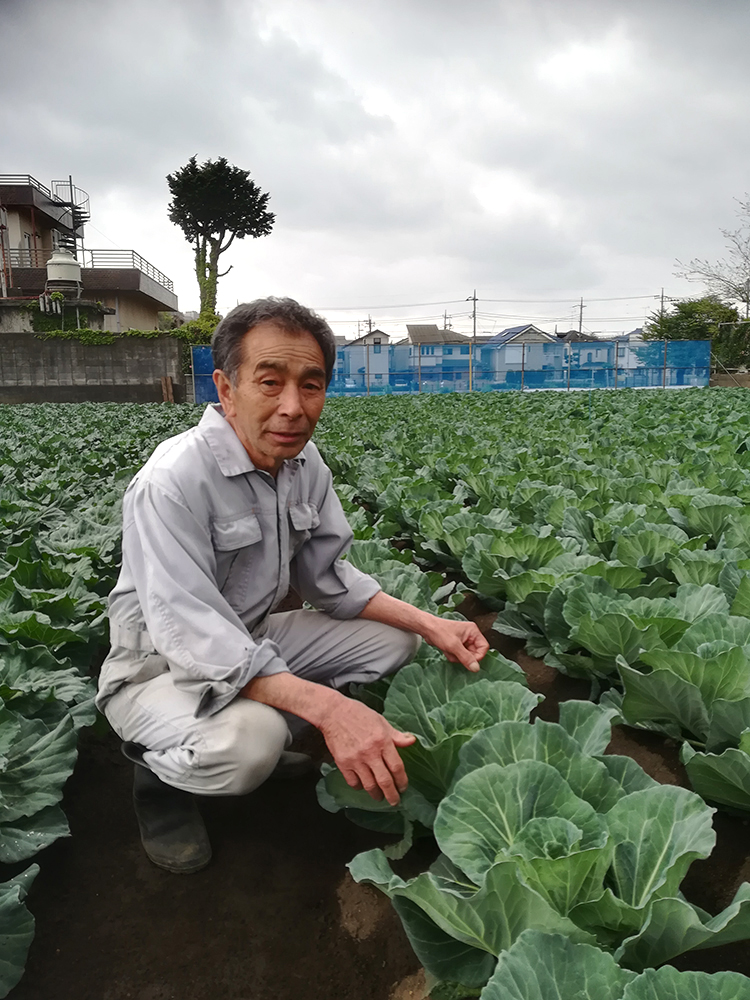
[{"x1": 167, "y1": 156, "x2": 275, "y2": 321}]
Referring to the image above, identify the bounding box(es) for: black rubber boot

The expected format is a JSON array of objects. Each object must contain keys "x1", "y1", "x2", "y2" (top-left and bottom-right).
[{"x1": 132, "y1": 763, "x2": 212, "y2": 874}]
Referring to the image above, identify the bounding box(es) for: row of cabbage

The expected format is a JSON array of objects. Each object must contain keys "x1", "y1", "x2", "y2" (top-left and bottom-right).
[
  {"x1": 4, "y1": 388, "x2": 750, "y2": 995},
  {"x1": 317, "y1": 627, "x2": 750, "y2": 997},
  {"x1": 315, "y1": 389, "x2": 750, "y2": 818},
  {"x1": 0, "y1": 403, "x2": 203, "y2": 996}
]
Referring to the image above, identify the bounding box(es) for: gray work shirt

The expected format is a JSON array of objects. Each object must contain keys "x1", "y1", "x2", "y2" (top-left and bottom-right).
[{"x1": 97, "y1": 404, "x2": 381, "y2": 718}]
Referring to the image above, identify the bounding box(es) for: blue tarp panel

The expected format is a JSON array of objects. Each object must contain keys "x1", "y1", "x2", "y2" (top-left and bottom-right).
[
  {"x1": 193, "y1": 340, "x2": 711, "y2": 401},
  {"x1": 191, "y1": 346, "x2": 219, "y2": 404}
]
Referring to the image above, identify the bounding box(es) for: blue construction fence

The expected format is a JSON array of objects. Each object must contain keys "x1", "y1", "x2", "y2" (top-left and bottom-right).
[{"x1": 191, "y1": 340, "x2": 711, "y2": 405}]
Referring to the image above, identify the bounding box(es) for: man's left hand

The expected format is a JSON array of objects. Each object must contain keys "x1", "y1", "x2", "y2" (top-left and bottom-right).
[
  {"x1": 420, "y1": 616, "x2": 489, "y2": 672},
  {"x1": 359, "y1": 591, "x2": 490, "y2": 672}
]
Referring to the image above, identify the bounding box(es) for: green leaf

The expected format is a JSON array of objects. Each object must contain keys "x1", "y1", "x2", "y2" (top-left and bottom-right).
[
  {"x1": 428, "y1": 681, "x2": 542, "y2": 742},
  {"x1": 392, "y1": 896, "x2": 496, "y2": 990},
  {"x1": 669, "y1": 550, "x2": 725, "y2": 588},
  {"x1": 622, "y1": 966, "x2": 750, "y2": 999},
  {"x1": 672, "y1": 583, "x2": 730, "y2": 622},
  {"x1": 571, "y1": 613, "x2": 663, "y2": 671},
  {"x1": 454, "y1": 719, "x2": 635, "y2": 814},
  {"x1": 0, "y1": 711, "x2": 78, "y2": 823},
  {"x1": 638, "y1": 645, "x2": 750, "y2": 705},
  {"x1": 685, "y1": 504, "x2": 740, "y2": 541},
  {"x1": 681, "y1": 743, "x2": 750, "y2": 812},
  {"x1": 557, "y1": 701, "x2": 620, "y2": 756},
  {"x1": 435, "y1": 761, "x2": 609, "y2": 912},
  {"x1": 0, "y1": 865, "x2": 39, "y2": 998},
  {"x1": 0, "y1": 610, "x2": 87, "y2": 647},
  {"x1": 616, "y1": 883, "x2": 750, "y2": 970},
  {"x1": 0, "y1": 641, "x2": 95, "y2": 710},
  {"x1": 348, "y1": 850, "x2": 595, "y2": 969},
  {"x1": 0, "y1": 804, "x2": 70, "y2": 863},
  {"x1": 674, "y1": 613, "x2": 750, "y2": 650},
  {"x1": 605, "y1": 785, "x2": 716, "y2": 909},
  {"x1": 707, "y1": 698, "x2": 750, "y2": 751},
  {"x1": 479, "y1": 930, "x2": 635, "y2": 1000},
  {"x1": 731, "y1": 574, "x2": 750, "y2": 618},
  {"x1": 383, "y1": 654, "x2": 528, "y2": 745},
  {"x1": 618, "y1": 660, "x2": 711, "y2": 741}
]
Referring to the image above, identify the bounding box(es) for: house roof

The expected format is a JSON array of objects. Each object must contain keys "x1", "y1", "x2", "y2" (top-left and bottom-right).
[
  {"x1": 557, "y1": 329, "x2": 591, "y2": 342},
  {"x1": 347, "y1": 329, "x2": 390, "y2": 346},
  {"x1": 486, "y1": 324, "x2": 557, "y2": 345},
  {"x1": 405, "y1": 324, "x2": 471, "y2": 344}
]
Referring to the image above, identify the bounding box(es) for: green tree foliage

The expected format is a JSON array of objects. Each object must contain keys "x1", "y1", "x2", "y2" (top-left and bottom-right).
[
  {"x1": 166, "y1": 156, "x2": 275, "y2": 320},
  {"x1": 644, "y1": 296, "x2": 750, "y2": 369},
  {"x1": 675, "y1": 196, "x2": 750, "y2": 317}
]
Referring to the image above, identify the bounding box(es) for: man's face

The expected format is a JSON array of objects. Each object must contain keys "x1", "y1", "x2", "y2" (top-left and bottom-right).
[{"x1": 213, "y1": 321, "x2": 327, "y2": 476}]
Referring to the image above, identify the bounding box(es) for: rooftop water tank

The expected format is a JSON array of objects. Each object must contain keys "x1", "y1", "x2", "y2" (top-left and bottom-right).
[{"x1": 46, "y1": 248, "x2": 82, "y2": 289}]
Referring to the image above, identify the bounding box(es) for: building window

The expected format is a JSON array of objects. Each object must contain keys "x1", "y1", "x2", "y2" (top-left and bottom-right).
[
  {"x1": 460, "y1": 346, "x2": 470, "y2": 355},
  {"x1": 373, "y1": 344, "x2": 381, "y2": 354},
  {"x1": 618, "y1": 347, "x2": 625, "y2": 357},
  {"x1": 587, "y1": 352, "x2": 593, "y2": 364},
  {"x1": 375, "y1": 373, "x2": 383, "y2": 380},
  {"x1": 444, "y1": 347, "x2": 453, "y2": 355}
]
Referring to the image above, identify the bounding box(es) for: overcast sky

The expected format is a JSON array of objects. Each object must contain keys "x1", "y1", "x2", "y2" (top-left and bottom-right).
[{"x1": 3, "y1": 0, "x2": 750, "y2": 337}]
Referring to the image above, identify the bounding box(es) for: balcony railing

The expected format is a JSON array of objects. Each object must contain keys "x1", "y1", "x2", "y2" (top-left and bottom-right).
[
  {"x1": 84, "y1": 250, "x2": 174, "y2": 292},
  {"x1": 0, "y1": 174, "x2": 54, "y2": 198},
  {"x1": 7, "y1": 248, "x2": 54, "y2": 268},
  {"x1": 6, "y1": 248, "x2": 174, "y2": 293}
]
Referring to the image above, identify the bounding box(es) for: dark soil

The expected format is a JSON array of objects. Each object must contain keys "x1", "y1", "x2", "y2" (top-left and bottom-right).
[{"x1": 8, "y1": 608, "x2": 750, "y2": 999}]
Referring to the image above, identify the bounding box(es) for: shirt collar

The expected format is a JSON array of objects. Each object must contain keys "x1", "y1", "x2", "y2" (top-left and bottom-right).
[{"x1": 198, "y1": 404, "x2": 308, "y2": 478}]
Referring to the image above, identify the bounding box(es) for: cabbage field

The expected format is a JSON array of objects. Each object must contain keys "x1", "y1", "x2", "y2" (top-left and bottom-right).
[{"x1": 5, "y1": 388, "x2": 750, "y2": 998}]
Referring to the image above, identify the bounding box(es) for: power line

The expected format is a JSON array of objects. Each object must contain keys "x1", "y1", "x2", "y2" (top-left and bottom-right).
[
  {"x1": 314, "y1": 298, "x2": 469, "y2": 311},
  {"x1": 481, "y1": 293, "x2": 659, "y2": 304},
  {"x1": 314, "y1": 293, "x2": 666, "y2": 312}
]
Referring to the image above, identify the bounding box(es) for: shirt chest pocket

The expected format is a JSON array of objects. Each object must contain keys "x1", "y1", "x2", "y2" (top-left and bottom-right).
[
  {"x1": 288, "y1": 502, "x2": 320, "y2": 555},
  {"x1": 211, "y1": 513, "x2": 262, "y2": 601}
]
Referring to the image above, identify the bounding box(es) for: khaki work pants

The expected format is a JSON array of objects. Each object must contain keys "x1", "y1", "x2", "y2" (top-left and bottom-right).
[{"x1": 100, "y1": 610, "x2": 420, "y2": 796}]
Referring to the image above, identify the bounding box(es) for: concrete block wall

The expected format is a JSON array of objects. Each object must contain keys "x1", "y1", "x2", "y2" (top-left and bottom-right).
[{"x1": 0, "y1": 332, "x2": 185, "y2": 403}]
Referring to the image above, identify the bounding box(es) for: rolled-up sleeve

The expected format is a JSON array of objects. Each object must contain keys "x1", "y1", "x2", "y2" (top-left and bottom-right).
[
  {"x1": 121, "y1": 479, "x2": 289, "y2": 717},
  {"x1": 290, "y1": 470, "x2": 381, "y2": 618}
]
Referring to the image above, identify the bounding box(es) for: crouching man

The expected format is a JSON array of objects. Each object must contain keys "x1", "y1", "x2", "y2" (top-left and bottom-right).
[{"x1": 96, "y1": 297, "x2": 488, "y2": 873}]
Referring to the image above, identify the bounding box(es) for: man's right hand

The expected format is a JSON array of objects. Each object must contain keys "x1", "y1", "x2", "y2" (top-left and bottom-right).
[
  {"x1": 317, "y1": 696, "x2": 416, "y2": 807},
  {"x1": 242, "y1": 671, "x2": 415, "y2": 806}
]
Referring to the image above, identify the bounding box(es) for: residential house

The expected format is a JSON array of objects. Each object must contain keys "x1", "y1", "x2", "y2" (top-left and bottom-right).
[
  {"x1": 402, "y1": 324, "x2": 476, "y2": 386},
  {"x1": 480, "y1": 323, "x2": 559, "y2": 386},
  {"x1": 0, "y1": 174, "x2": 178, "y2": 329},
  {"x1": 337, "y1": 329, "x2": 391, "y2": 389}
]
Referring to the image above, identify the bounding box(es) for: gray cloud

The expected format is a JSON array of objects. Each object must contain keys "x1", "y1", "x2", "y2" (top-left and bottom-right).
[{"x1": 3, "y1": 0, "x2": 750, "y2": 333}]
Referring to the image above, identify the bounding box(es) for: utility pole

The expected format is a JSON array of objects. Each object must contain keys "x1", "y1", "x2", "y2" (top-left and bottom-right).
[
  {"x1": 467, "y1": 289, "x2": 477, "y2": 391},
  {"x1": 367, "y1": 314, "x2": 373, "y2": 334},
  {"x1": 578, "y1": 297, "x2": 585, "y2": 335},
  {"x1": 660, "y1": 287, "x2": 665, "y2": 318}
]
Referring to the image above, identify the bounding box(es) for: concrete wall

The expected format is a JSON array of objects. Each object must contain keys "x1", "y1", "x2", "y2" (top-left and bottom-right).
[
  {"x1": 0, "y1": 304, "x2": 35, "y2": 333},
  {"x1": 99, "y1": 292, "x2": 163, "y2": 332},
  {"x1": 0, "y1": 332, "x2": 184, "y2": 403},
  {"x1": 710, "y1": 373, "x2": 750, "y2": 387}
]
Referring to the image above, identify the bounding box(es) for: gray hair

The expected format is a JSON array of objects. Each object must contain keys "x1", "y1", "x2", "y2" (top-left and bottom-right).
[{"x1": 211, "y1": 297, "x2": 336, "y2": 385}]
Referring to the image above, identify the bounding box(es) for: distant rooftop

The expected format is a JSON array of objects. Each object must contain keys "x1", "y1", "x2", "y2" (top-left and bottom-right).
[
  {"x1": 405, "y1": 324, "x2": 471, "y2": 344},
  {"x1": 486, "y1": 324, "x2": 557, "y2": 345}
]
